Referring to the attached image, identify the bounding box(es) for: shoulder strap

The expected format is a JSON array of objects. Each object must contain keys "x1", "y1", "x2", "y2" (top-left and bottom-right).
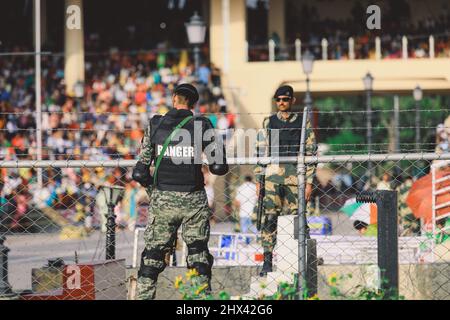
[{"x1": 153, "y1": 115, "x2": 194, "y2": 184}]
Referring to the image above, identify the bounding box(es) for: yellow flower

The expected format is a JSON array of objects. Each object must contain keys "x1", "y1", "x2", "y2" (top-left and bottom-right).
[
  {"x1": 327, "y1": 272, "x2": 338, "y2": 286},
  {"x1": 174, "y1": 275, "x2": 184, "y2": 289},
  {"x1": 195, "y1": 284, "x2": 209, "y2": 295},
  {"x1": 186, "y1": 269, "x2": 199, "y2": 280},
  {"x1": 307, "y1": 294, "x2": 319, "y2": 300}
]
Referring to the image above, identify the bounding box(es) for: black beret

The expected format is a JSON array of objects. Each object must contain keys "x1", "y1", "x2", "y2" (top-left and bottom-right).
[
  {"x1": 274, "y1": 85, "x2": 294, "y2": 98},
  {"x1": 174, "y1": 83, "x2": 199, "y2": 105}
]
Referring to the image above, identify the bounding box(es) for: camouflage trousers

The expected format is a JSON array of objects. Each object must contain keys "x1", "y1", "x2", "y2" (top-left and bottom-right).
[
  {"x1": 137, "y1": 187, "x2": 213, "y2": 300},
  {"x1": 261, "y1": 181, "x2": 309, "y2": 253}
]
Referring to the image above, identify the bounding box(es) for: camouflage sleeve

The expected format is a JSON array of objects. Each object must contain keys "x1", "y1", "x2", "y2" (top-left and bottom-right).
[
  {"x1": 137, "y1": 122, "x2": 154, "y2": 166},
  {"x1": 254, "y1": 117, "x2": 270, "y2": 182},
  {"x1": 305, "y1": 117, "x2": 317, "y2": 185}
]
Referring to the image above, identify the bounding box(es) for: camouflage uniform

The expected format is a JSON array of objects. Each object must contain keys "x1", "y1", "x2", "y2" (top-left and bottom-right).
[
  {"x1": 254, "y1": 112, "x2": 317, "y2": 253},
  {"x1": 396, "y1": 178, "x2": 420, "y2": 236},
  {"x1": 135, "y1": 121, "x2": 214, "y2": 300}
]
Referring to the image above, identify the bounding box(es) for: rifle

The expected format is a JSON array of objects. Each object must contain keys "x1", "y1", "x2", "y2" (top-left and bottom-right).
[{"x1": 256, "y1": 168, "x2": 266, "y2": 231}]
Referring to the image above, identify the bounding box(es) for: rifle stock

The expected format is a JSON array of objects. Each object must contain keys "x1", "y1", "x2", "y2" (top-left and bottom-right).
[{"x1": 256, "y1": 173, "x2": 265, "y2": 231}]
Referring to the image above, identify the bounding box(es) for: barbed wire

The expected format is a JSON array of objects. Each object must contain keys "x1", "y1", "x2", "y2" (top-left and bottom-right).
[
  {"x1": 0, "y1": 109, "x2": 447, "y2": 116},
  {"x1": 0, "y1": 125, "x2": 448, "y2": 133}
]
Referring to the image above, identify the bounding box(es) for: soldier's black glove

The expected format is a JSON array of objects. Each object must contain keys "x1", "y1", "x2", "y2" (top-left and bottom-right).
[
  {"x1": 209, "y1": 163, "x2": 229, "y2": 176},
  {"x1": 132, "y1": 161, "x2": 153, "y2": 187}
]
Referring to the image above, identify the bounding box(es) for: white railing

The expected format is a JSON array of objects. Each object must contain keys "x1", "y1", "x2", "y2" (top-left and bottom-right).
[
  {"x1": 251, "y1": 33, "x2": 449, "y2": 62},
  {"x1": 432, "y1": 160, "x2": 450, "y2": 235}
]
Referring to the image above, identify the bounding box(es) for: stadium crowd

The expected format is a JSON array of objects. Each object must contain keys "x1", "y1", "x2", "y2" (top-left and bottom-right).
[
  {"x1": 0, "y1": 48, "x2": 235, "y2": 231},
  {"x1": 248, "y1": 1, "x2": 450, "y2": 61}
]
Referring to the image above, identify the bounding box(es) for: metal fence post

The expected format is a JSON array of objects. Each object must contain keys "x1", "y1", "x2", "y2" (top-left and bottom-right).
[
  {"x1": 0, "y1": 236, "x2": 15, "y2": 297},
  {"x1": 296, "y1": 106, "x2": 309, "y2": 299},
  {"x1": 106, "y1": 204, "x2": 116, "y2": 260},
  {"x1": 357, "y1": 190, "x2": 399, "y2": 298}
]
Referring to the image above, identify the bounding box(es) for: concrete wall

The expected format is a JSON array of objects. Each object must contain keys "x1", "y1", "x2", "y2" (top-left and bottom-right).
[
  {"x1": 127, "y1": 263, "x2": 450, "y2": 300},
  {"x1": 126, "y1": 266, "x2": 260, "y2": 300},
  {"x1": 318, "y1": 263, "x2": 450, "y2": 300}
]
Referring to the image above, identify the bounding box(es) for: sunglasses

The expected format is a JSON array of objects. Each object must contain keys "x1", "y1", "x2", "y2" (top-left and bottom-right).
[{"x1": 275, "y1": 97, "x2": 292, "y2": 102}]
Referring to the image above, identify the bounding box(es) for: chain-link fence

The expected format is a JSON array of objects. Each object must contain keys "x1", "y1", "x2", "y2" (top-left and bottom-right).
[
  {"x1": 1, "y1": 150, "x2": 449, "y2": 300},
  {"x1": 1, "y1": 44, "x2": 450, "y2": 299}
]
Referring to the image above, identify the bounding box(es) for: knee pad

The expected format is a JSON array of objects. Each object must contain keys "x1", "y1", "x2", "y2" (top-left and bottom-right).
[
  {"x1": 138, "y1": 248, "x2": 166, "y2": 280},
  {"x1": 187, "y1": 240, "x2": 208, "y2": 256},
  {"x1": 138, "y1": 264, "x2": 160, "y2": 280},
  {"x1": 186, "y1": 241, "x2": 213, "y2": 277}
]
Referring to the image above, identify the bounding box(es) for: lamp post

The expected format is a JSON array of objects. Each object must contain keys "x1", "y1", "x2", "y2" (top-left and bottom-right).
[
  {"x1": 363, "y1": 72, "x2": 374, "y2": 186},
  {"x1": 100, "y1": 185, "x2": 125, "y2": 260},
  {"x1": 185, "y1": 12, "x2": 207, "y2": 78},
  {"x1": 0, "y1": 236, "x2": 15, "y2": 298},
  {"x1": 413, "y1": 85, "x2": 423, "y2": 152},
  {"x1": 301, "y1": 50, "x2": 314, "y2": 112}
]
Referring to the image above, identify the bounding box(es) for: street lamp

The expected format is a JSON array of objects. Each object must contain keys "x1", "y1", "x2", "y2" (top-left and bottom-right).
[
  {"x1": 185, "y1": 12, "x2": 207, "y2": 77},
  {"x1": 301, "y1": 50, "x2": 314, "y2": 111},
  {"x1": 363, "y1": 72, "x2": 374, "y2": 186},
  {"x1": 99, "y1": 185, "x2": 125, "y2": 260},
  {"x1": 413, "y1": 85, "x2": 423, "y2": 152}
]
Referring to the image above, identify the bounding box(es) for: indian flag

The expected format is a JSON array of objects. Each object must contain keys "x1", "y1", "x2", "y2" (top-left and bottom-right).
[{"x1": 340, "y1": 198, "x2": 378, "y2": 225}]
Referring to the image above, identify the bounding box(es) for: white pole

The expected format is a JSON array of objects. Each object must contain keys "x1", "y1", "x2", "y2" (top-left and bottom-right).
[
  {"x1": 429, "y1": 35, "x2": 435, "y2": 59},
  {"x1": 375, "y1": 36, "x2": 381, "y2": 60},
  {"x1": 35, "y1": 0, "x2": 43, "y2": 189},
  {"x1": 269, "y1": 39, "x2": 275, "y2": 62},
  {"x1": 321, "y1": 38, "x2": 328, "y2": 60},
  {"x1": 295, "y1": 39, "x2": 301, "y2": 61},
  {"x1": 394, "y1": 95, "x2": 400, "y2": 153},
  {"x1": 245, "y1": 40, "x2": 249, "y2": 62},
  {"x1": 348, "y1": 37, "x2": 355, "y2": 60},
  {"x1": 222, "y1": 0, "x2": 230, "y2": 71},
  {"x1": 402, "y1": 36, "x2": 408, "y2": 59},
  {"x1": 431, "y1": 164, "x2": 436, "y2": 262}
]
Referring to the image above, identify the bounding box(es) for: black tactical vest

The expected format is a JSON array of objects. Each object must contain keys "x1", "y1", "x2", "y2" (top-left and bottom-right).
[
  {"x1": 268, "y1": 114, "x2": 302, "y2": 157},
  {"x1": 150, "y1": 110, "x2": 204, "y2": 192}
]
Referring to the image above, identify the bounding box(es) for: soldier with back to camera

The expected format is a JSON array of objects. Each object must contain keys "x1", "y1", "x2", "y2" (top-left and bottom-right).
[{"x1": 132, "y1": 83, "x2": 229, "y2": 299}]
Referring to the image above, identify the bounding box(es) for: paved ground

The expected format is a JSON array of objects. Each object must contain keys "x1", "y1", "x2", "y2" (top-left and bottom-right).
[
  {"x1": 5, "y1": 212, "x2": 356, "y2": 291},
  {"x1": 5, "y1": 221, "x2": 236, "y2": 291}
]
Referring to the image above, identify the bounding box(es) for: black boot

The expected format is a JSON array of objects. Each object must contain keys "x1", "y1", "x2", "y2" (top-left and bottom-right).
[{"x1": 259, "y1": 252, "x2": 273, "y2": 277}]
